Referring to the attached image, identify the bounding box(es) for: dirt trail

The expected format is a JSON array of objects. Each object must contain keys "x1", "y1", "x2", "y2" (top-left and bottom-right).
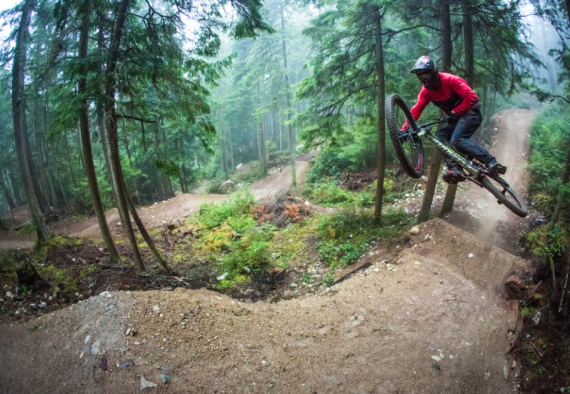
[
  {"x1": 0, "y1": 110, "x2": 535, "y2": 393},
  {"x1": 444, "y1": 109, "x2": 533, "y2": 254},
  {"x1": 0, "y1": 219, "x2": 530, "y2": 393},
  {"x1": 0, "y1": 161, "x2": 310, "y2": 247}
]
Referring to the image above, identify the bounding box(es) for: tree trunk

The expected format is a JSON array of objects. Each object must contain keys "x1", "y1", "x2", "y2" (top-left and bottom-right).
[
  {"x1": 441, "y1": 0, "x2": 462, "y2": 215},
  {"x1": 105, "y1": 0, "x2": 145, "y2": 271},
  {"x1": 420, "y1": 0, "x2": 450, "y2": 221},
  {"x1": 97, "y1": 15, "x2": 119, "y2": 205},
  {"x1": 9, "y1": 170, "x2": 23, "y2": 206},
  {"x1": 34, "y1": 100, "x2": 53, "y2": 210},
  {"x1": 98, "y1": 107, "x2": 119, "y2": 204},
  {"x1": 481, "y1": 85, "x2": 488, "y2": 123},
  {"x1": 373, "y1": 9, "x2": 386, "y2": 222},
  {"x1": 22, "y1": 101, "x2": 46, "y2": 214},
  {"x1": 11, "y1": 0, "x2": 52, "y2": 241},
  {"x1": 125, "y1": 192, "x2": 170, "y2": 273},
  {"x1": 278, "y1": 109, "x2": 283, "y2": 151},
  {"x1": 418, "y1": 148, "x2": 443, "y2": 223},
  {"x1": 1, "y1": 172, "x2": 16, "y2": 210},
  {"x1": 257, "y1": 82, "x2": 268, "y2": 176},
  {"x1": 78, "y1": 0, "x2": 121, "y2": 263},
  {"x1": 228, "y1": 126, "x2": 234, "y2": 170},
  {"x1": 281, "y1": 2, "x2": 296, "y2": 186}
]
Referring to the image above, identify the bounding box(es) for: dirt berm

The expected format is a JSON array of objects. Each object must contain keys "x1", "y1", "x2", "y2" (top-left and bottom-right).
[{"x1": 0, "y1": 219, "x2": 530, "y2": 393}]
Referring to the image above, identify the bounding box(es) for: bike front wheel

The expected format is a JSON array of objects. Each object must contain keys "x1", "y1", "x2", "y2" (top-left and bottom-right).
[
  {"x1": 385, "y1": 94, "x2": 424, "y2": 178},
  {"x1": 481, "y1": 175, "x2": 527, "y2": 217}
]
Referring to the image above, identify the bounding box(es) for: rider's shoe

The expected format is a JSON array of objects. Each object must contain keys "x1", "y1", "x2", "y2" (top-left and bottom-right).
[
  {"x1": 442, "y1": 164, "x2": 466, "y2": 184},
  {"x1": 487, "y1": 158, "x2": 507, "y2": 177}
]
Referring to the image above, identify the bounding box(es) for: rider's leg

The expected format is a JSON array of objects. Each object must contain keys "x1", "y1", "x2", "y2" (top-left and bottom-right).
[
  {"x1": 435, "y1": 124, "x2": 457, "y2": 168},
  {"x1": 449, "y1": 107, "x2": 506, "y2": 175},
  {"x1": 436, "y1": 125, "x2": 466, "y2": 183}
]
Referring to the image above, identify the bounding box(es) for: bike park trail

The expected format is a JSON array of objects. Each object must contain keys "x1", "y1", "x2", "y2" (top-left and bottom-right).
[
  {"x1": 0, "y1": 109, "x2": 534, "y2": 393},
  {"x1": 0, "y1": 160, "x2": 311, "y2": 248}
]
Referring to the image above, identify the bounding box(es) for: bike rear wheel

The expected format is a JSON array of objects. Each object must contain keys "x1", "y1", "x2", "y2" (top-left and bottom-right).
[
  {"x1": 385, "y1": 94, "x2": 424, "y2": 178},
  {"x1": 481, "y1": 175, "x2": 527, "y2": 217}
]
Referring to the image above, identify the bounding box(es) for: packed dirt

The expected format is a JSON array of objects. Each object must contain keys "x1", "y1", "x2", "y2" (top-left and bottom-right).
[
  {"x1": 0, "y1": 109, "x2": 537, "y2": 393},
  {"x1": 444, "y1": 109, "x2": 534, "y2": 254},
  {"x1": 0, "y1": 219, "x2": 530, "y2": 394}
]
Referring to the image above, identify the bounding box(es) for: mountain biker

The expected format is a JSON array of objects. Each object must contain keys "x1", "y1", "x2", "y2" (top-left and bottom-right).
[{"x1": 401, "y1": 55, "x2": 506, "y2": 184}]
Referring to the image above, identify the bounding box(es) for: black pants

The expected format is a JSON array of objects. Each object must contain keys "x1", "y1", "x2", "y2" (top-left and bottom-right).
[{"x1": 435, "y1": 107, "x2": 494, "y2": 168}]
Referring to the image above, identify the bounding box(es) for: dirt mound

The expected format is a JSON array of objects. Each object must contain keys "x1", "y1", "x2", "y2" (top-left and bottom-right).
[{"x1": 0, "y1": 219, "x2": 531, "y2": 393}]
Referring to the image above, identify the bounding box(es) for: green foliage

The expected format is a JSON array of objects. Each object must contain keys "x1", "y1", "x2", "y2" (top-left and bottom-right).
[
  {"x1": 307, "y1": 149, "x2": 352, "y2": 183},
  {"x1": 17, "y1": 223, "x2": 37, "y2": 239},
  {"x1": 37, "y1": 266, "x2": 78, "y2": 299},
  {"x1": 525, "y1": 224, "x2": 567, "y2": 259},
  {"x1": 528, "y1": 102, "x2": 570, "y2": 215},
  {"x1": 196, "y1": 189, "x2": 255, "y2": 229},
  {"x1": 308, "y1": 181, "x2": 354, "y2": 205},
  {"x1": 315, "y1": 208, "x2": 411, "y2": 267},
  {"x1": 190, "y1": 189, "x2": 274, "y2": 286}
]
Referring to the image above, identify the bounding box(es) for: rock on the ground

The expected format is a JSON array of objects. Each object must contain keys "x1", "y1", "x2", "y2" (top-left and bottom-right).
[
  {"x1": 409, "y1": 226, "x2": 420, "y2": 235},
  {"x1": 118, "y1": 359, "x2": 135, "y2": 368},
  {"x1": 141, "y1": 375, "x2": 157, "y2": 390},
  {"x1": 219, "y1": 180, "x2": 235, "y2": 193},
  {"x1": 90, "y1": 340, "x2": 101, "y2": 355},
  {"x1": 161, "y1": 373, "x2": 171, "y2": 384}
]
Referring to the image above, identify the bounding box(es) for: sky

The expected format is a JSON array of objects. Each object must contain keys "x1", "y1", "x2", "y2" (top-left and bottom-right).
[{"x1": 0, "y1": 0, "x2": 21, "y2": 42}]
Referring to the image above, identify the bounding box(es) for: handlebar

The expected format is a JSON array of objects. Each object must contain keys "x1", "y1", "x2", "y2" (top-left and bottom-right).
[{"x1": 417, "y1": 118, "x2": 448, "y2": 129}]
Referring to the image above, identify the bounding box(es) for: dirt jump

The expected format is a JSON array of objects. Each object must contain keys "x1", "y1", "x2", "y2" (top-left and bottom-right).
[{"x1": 0, "y1": 109, "x2": 534, "y2": 393}]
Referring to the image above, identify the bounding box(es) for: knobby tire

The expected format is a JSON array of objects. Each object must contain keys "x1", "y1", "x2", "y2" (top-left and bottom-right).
[
  {"x1": 481, "y1": 176, "x2": 527, "y2": 217},
  {"x1": 385, "y1": 94, "x2": 425, "y2": 178}
]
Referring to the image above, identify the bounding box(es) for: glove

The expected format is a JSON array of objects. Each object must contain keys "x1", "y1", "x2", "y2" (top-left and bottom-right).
[{"x1": 447, "y1": 112, "x2": 460, "y2": 124}]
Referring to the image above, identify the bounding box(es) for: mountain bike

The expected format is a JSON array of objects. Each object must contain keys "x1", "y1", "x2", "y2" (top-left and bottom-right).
[{"x1": 385, "y1": 94, "x2": 527, "y2": 217}]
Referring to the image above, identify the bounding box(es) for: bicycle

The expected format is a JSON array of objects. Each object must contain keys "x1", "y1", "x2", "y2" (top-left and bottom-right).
[{"x1": 385, "y1": 94, "x2": 527, "y2": 217}]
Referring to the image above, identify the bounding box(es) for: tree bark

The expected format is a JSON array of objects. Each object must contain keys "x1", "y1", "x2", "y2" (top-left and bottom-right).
[
  {"x1": 281, "y1": 2, "x2": 296, "y2": 186},
  {"x1": 418, "y1": 147, "x2": 443, "y2": 223},
  {"x1": 78, "y1": 0, "x2": 121, "y2": 263},
  {"x1": 441, "y1": 0, "x2": 462, "y2": 215},
  {"x1": 105, "y1": 0, "x2": 145, "y2": 271},
  {"x1": 34, "y1": 100, "x2": 53, "y2": 210},
  {"x1": 98, "y1": 106, "x2": 119, "y2": 204},
  {"x1": 257, "y1": 82, "x2": 268, "y2": 176},
  {"x1": 9, "y1": 170, "x2": 23, "y2": 206},
  {"x1": 11, "y1": 0, "x2": 52, "y2": 241},
  {"x1": 125, "y1": 192, "x2": 170, "y2": 273},
  {"x1": 373, "y1": 9, "x2": 386, "y2": 222},
  {"x1": 420, "y1": 0, "x2": 450, "y2": 221},
  {"x1": 481, "y1": 85, "x2": 488, "y2": 123},
  {"x1": 1, "y1": 172, "x2": 16, "y2": 210}
]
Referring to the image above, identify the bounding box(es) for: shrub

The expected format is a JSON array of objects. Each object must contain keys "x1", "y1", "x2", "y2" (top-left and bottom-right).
[
  {"x1": 315, "y1": 208, "x2": 411, "y2": 267},
  {"x1": 197, "y1": 189, "x2": 255, "y2": 229}
]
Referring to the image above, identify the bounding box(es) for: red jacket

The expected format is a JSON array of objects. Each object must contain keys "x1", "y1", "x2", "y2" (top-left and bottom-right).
[{"x1": 402, "y1": 73, "x2": 478, "y2": 129}]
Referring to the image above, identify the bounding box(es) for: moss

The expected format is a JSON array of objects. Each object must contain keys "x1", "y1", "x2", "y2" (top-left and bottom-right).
[
  {"x1": 37, "y1": 265, "x2": 78, "y2": 299},
  {"x1": 217, "y1": 274, "x2": 249, "y2": 289}
]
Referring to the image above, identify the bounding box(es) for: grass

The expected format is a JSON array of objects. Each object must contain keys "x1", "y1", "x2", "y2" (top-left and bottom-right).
[{"x1": 315, "y1": 207, "x2": 412, "y2": 268}]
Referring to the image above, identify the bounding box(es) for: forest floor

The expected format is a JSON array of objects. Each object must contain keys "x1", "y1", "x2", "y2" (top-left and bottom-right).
[{"x1": 1, "y1": 109, "x2": 555, "y2": 393}]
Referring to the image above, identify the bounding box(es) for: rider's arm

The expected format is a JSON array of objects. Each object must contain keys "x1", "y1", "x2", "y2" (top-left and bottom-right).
[
  {"x1": 401, "y1": 88, "x2": 430, "y2": 130},
  {"x1": 449, "y1": 75, "x2": 478, "y2": 116}
]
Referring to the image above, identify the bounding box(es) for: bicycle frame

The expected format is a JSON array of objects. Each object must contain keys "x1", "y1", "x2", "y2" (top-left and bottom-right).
[{"x1": 414, "y1": 120, "x2": 485, "y2": 186}]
